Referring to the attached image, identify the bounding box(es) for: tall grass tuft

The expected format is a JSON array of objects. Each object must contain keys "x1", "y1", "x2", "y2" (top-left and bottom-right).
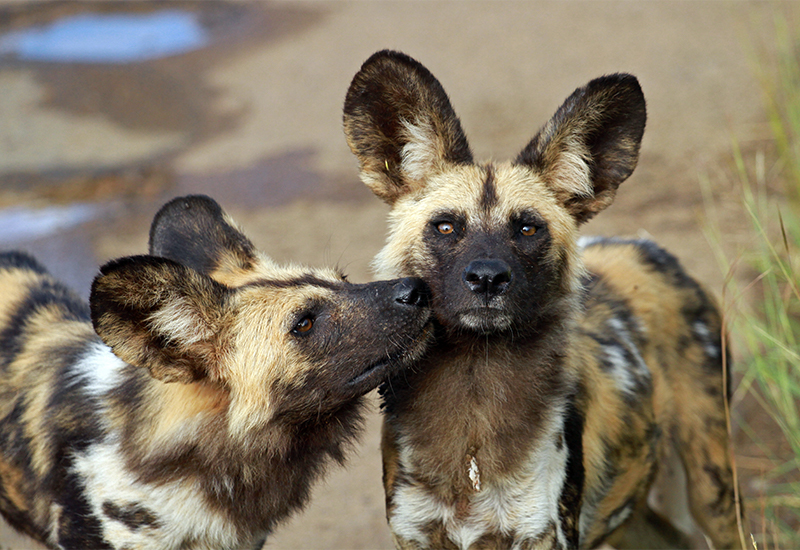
[
  {"x1": 704, "y1": 11, "x2": 800, "y2": 547},
  {"x1": 758, "y1": 14, "x2": 800, "y2": 206}
]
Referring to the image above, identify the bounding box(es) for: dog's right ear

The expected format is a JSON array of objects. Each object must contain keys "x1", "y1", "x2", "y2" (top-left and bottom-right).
[
  {"x1": 149, "y1": 195, "x2": 258, "y2": 279},
  {"x1": 515, "y1": 74, "x2": 646, "y2": 224},
  {"x1": 343, "y1": 50, "x2": 473, "y2": 204},
  {"x1": 91, "y1": 255, "x2": 230, "y2": 384}
]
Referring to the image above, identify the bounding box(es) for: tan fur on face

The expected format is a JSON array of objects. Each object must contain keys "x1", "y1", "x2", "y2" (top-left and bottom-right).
[
  {"x1": 223, "y1": 283, "x2": 338, "y2": 437},
  {"x1": 375, "y1": 163, "x2": 584, "y2": 296}
]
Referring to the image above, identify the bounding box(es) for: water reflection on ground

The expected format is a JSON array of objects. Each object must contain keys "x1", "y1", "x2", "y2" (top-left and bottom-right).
[
  {"x1": 0, "y1": 2, "x2": 256, "y2": 296},
  {"x1": 0, "y1": 203, "x2": 99, "y2": 244},
  {"x1": 0, "y1": 10, "x2": 209, "y2": 63},
  {"x1": 0, "y1": 2, "x2": 343, "y2": 302}
]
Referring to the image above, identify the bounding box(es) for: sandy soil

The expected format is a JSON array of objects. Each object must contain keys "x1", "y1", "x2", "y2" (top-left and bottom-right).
[{"x1": 0, "y1": 1, "x2": 796, "y2": 548}]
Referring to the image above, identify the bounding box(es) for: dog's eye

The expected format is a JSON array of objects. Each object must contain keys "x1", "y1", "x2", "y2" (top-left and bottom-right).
[
  {"x1": 436, "y1": 222, "x2": 455, "y2": 235},
  {"x1": 292, "y1": 316, "x2": 314, "y2": 334},
  {"x1": 520, "y1": 225, "x2": 537, "y2": 236}
]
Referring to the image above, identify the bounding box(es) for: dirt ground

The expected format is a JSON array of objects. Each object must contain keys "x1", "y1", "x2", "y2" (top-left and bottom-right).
[{"x1": 0, "y1": 1, "x2": 796, "y2": 548}]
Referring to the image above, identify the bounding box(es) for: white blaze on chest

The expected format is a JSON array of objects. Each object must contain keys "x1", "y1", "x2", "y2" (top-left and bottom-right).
[
  {"x1": 468, "y1": 455, "x2": 481, "y2": 492},
  {"x1": 390, "y1": 408, "x2": 570, "y2": 549}
]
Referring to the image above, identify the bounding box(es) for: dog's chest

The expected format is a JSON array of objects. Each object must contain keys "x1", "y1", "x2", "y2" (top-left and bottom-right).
[
  {"x1": 388, "y1": 413, "x2": 571, "y2": 549},
  {"x1": 69, "y1": 439, "x2": 245, "y2": 550}
]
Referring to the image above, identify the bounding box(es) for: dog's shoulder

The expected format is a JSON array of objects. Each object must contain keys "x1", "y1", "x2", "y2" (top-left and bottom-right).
[{"x1": 0, "y1": 251, "x2": 50, "y2": 274}]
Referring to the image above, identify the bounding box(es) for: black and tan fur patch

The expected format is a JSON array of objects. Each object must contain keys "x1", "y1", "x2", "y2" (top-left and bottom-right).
[
  {"x1": 0, "y1": 195, "x2": 432, "y2": 550},
  {"x1": 343, "y1": 50, "x2": 742, "y2": 549}
]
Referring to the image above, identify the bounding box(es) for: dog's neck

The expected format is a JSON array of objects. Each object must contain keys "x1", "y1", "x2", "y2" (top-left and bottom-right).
[
  {"x1": 111, "y1": 365, "x2": 365, "y2": 533},
  {"x1": 381, "y1": 311, "x2": 576, "y2": 497}
]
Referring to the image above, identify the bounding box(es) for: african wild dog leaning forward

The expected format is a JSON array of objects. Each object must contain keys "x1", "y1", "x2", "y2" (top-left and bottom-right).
[
  {"x1": 0, "y1": 195, "x2": 431, "y2": 550},
  {"x1": 343, "y1": 50, "x2": 743, "y2": 549}
]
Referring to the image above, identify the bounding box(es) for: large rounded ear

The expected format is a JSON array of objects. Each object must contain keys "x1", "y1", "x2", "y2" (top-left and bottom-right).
[
  {"x1": 90, "y1": 255, "x2": 230, "y2": 384},
  {"x1": 149, "y1": 195, "x2": 258, "y2": 278},
  {"x1": 343, "y1": 50, "x2": 473, "y2": 204},
  {"x1": 516, "y1": 74, "x2": 646, "y2": 224}
]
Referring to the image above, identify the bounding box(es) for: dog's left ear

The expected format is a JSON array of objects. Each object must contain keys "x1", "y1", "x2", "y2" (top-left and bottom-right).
[
  {"x1": 343, "y1": 50, "x2": 473, "y2": 204},
  {"x1": 516, "y1": 74, "x2": 646, "y2": 224},
  {"x1": 90, "y1": 255, "x2": 230, "y2": 384}
]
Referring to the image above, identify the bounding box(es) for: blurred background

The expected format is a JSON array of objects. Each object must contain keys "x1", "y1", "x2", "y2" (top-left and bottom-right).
[{"x1": 1, "y1": 1, "x2": 799, "y2": 548}]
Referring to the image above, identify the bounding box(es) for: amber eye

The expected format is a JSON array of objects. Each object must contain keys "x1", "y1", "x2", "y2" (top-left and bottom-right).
[
  {"x1": 436, "y1": 222, "x2": 455, "y2": 235},
  {"x1": 520, "y1": 225, "x2": 537, "y2": 236},
  {"x1": 293, "y1": 316, "x2": 314, "y2": 334}
]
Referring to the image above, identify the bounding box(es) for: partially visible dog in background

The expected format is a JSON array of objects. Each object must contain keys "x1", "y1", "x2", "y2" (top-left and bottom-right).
[{"x1": 0, "y1": 194, "x2": 431, "y2": 550}]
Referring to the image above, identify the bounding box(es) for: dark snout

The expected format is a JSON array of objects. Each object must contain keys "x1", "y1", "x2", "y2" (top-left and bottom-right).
[
  {"x1": 462, "y1": 259, "x2": 513, "y2": 298},
  {"x1": 332, "y1": 276, "x2": 431, "y2": 396},
  {"x1": 392, "y1": 277, "x2": 430, "y2": 308}
]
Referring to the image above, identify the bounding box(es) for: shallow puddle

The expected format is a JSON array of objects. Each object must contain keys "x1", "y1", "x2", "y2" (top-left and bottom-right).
[
  {"x1": 0, "y1": 203, "x2": 100, "y2": 244},
  {"x1": 0, "y1": 10, "x2": 209, "y2": 63},
  {"x1": 0, "y1": 2, "x2": 333, "y2": 295}
]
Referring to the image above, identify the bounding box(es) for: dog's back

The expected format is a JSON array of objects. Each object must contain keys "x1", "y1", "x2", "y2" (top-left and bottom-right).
[
  {"x1": 576, "y1": 238, "x2": 737, "y2": 548},
  {"x1": 0, "y1": 252, "x2": 103, "y2": 547}
]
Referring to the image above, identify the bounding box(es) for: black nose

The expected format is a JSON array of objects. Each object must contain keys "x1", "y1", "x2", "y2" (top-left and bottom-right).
[
  {"x1": 393, "y1": 278, "x2": 430, "y2": 308},
  {"x1": 463, "y1": 259, "x2": 512, "y2": 297}
]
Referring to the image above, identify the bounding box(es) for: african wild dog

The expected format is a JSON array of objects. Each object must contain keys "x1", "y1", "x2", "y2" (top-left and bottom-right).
[
  {"x1": 0, "y1": 194, "x2": 432, "y2": 550},
  {"x1": 343, "y1": 50, "x2": 743, "y2": 549}
]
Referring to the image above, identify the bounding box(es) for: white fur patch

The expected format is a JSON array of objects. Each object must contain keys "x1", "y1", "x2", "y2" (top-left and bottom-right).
[
  {"x1": 72, "y1": 341, "x2": 125, "y2": 398},
  {"x1": 468, "y1": 456, "x2": 481, "y2": 492},
  {"x1": 458, "y1": 310, "x2": 512, "y2": 332},
  {"x1": 693, "y1": 321, "x2": 720, "y2": 359},
  {"x1": 604, "y1": 317, "x2": 651, "y2": 398},
  {"x1": 606, "y1": 503, "x2": 633, "y2": 533},
  {"x1": 71, "y1": 439, "x2": 244, "y2": 550},
  {"x1": 551, "y1": 148, "x2": 592, "y2": 198},
  {"x1": 149, "y1": 299, "x2": 213, "y2": 346},
  {"x1": 577, "y1": 235, "x2": 605, "y2": 249},
  {"x1": 401, "y1": 119, "x2": 440, "y2": 182}
]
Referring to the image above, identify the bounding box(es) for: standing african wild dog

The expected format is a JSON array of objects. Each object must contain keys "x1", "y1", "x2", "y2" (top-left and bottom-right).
[
  {"x1": 343, "y1": 50, "x2": 742, "y2": 549},
  {"x1": 0, "y1": 195, "x2": 432, "y2": 550}
]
